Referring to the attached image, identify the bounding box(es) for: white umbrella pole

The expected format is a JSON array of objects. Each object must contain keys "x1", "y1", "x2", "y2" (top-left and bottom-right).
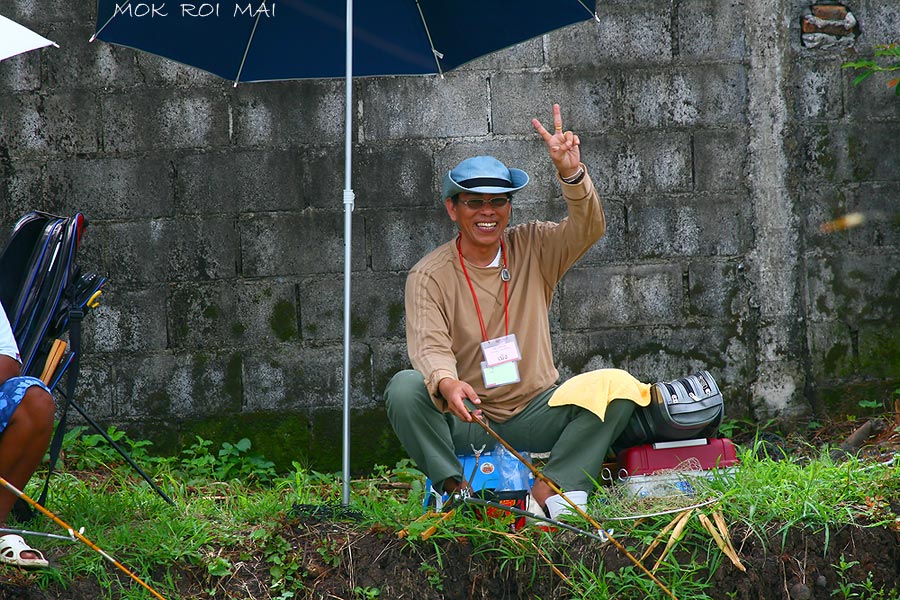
[{"x1": 341, "y1": 0, "x2": 355, "y2": 506}]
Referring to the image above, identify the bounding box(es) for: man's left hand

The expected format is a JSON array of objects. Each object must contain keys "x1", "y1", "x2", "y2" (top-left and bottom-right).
[{"x1": 532, "y1": 103, "x2": 581, "y2": 179}]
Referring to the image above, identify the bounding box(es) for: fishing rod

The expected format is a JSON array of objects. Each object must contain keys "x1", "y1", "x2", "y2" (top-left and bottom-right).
[
  {"x1": 0, "y1": 476, "x2": 168, "y2": 600},
  {"x1": 452, "y1": 494, "x2": 614, "y2": 544},
  {"x1": 462, "y1": 401, "x2": 677, "y2": 600}
]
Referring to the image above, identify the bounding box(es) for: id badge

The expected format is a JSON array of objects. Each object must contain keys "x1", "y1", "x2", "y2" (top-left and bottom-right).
[
  {"x1": 481, "y1": 360, "x2": 520, "y2": 389},
  {"x1": 480, "y1": 334, "x2": 522, "y2": 367}
]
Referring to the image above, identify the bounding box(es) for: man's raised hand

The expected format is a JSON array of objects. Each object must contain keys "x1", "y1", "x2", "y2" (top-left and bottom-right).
[{"x1": 531, "y1": 103, "x2": 581, "y2": 179}]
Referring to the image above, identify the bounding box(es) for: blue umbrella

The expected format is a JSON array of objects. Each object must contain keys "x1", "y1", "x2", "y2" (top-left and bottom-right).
[{"x1": 91, "y1": 0, "x2": 596, "y2": 504}]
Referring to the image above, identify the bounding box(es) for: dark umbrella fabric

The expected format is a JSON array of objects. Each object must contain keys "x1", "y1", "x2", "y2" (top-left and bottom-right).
[{"x1": 93, "y1": 0, "x2": 594, "y2": 82}]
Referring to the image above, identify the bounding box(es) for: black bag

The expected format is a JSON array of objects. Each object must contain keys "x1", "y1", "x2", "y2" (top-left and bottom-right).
[{"x1": 615, "y1": 370, "x2": 724, "y2": 449}]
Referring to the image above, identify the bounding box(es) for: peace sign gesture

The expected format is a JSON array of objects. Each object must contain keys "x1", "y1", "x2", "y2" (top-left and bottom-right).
[{"x1": 531, "y1": 103, "x2": 581, "y2": 179}]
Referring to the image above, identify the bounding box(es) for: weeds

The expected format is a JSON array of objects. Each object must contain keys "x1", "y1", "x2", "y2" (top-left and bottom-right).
[{"x1": 9, "y1": 424, "x2": 900, "y2": 599}]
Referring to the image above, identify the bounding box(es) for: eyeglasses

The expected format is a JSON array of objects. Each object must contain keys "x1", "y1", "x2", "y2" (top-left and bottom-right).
[{"x1": 459, "y1": 197, "x2": 510, "y2": 209}]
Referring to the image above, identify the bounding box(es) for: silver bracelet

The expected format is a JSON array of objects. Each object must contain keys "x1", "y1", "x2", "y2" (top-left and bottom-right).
[{"x1": 560, "y1": 166, "x2": 585, "y2": 184}]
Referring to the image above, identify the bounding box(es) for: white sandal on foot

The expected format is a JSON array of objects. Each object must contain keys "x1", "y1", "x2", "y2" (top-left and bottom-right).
[{"x1": 0, "y1": 534, "x2": 49, "y2": 568}]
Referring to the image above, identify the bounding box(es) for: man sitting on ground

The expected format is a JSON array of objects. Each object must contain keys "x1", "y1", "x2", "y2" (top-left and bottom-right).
[{"x1": 385, "y1": 104, "x2": 639, "y2": 519}]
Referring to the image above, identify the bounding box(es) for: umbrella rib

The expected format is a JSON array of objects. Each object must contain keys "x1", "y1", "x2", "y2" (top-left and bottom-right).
[
  {"x1": 90, "y1": 0, "x2": 132, "y2": 42},
  {"x1": 575, "y1": 0, "x2": 601, "y2": 21},
  {"x1": 235, "y1": 13, "x2": 263, "y2": 86},
  {"x1": 414, "y1": 0, "x2": 443, "y2": 78}
]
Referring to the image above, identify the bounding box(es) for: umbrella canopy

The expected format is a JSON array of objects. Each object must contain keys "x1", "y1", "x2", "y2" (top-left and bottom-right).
[
  {"x1": 93, "y1": 0, "x2": 594, "y2": 83},
  {"x1": 0, "y1": 14, "x2": 58, "y2": 62},
  {"x1": 91, "y1": 0, "x2": 596, "y2": 504}
]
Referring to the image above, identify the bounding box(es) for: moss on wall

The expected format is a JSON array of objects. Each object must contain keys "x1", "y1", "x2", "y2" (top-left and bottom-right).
[
  {"x1": 120, "y1": 406, "x2": 406, "y2": 475},
  {"x1": 269, "y1": 300, "x2": 298, "y2": 341}
]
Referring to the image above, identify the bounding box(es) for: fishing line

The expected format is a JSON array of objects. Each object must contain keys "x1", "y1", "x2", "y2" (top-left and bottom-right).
[{"x1": 0, "y1": 476, "x2": 168, "y2": 600}]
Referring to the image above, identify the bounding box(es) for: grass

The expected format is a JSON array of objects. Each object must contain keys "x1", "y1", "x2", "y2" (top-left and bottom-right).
[{"x1": 4, "y1": 418, "x2": 900, "y2": 600}]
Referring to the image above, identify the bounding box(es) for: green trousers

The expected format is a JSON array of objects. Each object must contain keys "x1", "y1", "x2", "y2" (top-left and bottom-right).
[{"x1": 384, "y1": 370, "x2": 636, "y2": 492}]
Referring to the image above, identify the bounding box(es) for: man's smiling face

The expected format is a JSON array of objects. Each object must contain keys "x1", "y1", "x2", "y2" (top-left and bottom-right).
[{"x1": 446, "y1": 192, "x2": 511, "y2": 261}]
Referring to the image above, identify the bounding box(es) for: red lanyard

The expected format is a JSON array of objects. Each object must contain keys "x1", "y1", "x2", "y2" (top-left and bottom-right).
[{"x1": 457, "y1": 236, "x2": 509, "y2": 342}]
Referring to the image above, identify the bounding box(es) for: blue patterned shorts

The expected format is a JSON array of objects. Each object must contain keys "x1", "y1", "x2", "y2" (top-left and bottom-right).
[{"x1": 0, "y1": 377, "x2": 51, "y2": 432}]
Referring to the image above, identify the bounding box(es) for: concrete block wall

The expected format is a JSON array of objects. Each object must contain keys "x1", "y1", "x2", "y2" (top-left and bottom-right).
[{"x1": 0, "y1": 0, "x2": 898, "y2": 470}]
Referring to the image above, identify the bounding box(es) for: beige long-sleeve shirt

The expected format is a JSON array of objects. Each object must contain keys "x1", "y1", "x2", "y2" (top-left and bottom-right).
[{"x1": 405, "y1": 170, "x2": 605, "y2": 422}]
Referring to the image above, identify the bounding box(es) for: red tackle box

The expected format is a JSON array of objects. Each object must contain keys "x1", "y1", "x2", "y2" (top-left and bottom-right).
[{"x1": 617, "y1": 438, "x2": 739, "y2": 477}]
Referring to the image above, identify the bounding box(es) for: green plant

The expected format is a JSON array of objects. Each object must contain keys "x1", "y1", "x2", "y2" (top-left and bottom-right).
[
  {"x1": 843, "y1": 43, "x2": 900, "y2": 96},
  {"x1": 316, "y1": 537, "x2": 342, "y2": 568},
  {"x1": 354, "y1": 585, "x2": 381, "y2": 599},
  {"x1": 419, "y1": 560, "x2": 444, "y2": 591},
  {"x1": 179, "y1": 436, "x2": 276, "y2": 484},
  {"x1": 831, "y1": 554, "x2": 900, "y2": 599}
]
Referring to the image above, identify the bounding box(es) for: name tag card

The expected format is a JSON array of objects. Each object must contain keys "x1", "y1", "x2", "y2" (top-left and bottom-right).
[
  {"x1": 481, "y1": 360, "x2": 520, "y2": 389},
  {"x1": 480, "y1": 334, "x2": 521, "y2": 367}
]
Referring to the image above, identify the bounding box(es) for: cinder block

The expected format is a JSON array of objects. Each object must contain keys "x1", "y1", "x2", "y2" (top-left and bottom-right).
[
  {"x1": 805, "y1": 253, "x2": 900, "y2": 323},
  {"x1": 799, "y1": 184, "x2": 851, "y2": 252},
  {"x1": 44, "y1": 156, "x2": 174, "y2": 220},
  {"x1": 845, "y1": 182, "x2": 900, "y2": 250},
  {"x1": 0, "y1": 92, "x2": 99, "y2": 157},
  {"x1": 857, "y1": 323, "x2": 900, "y2": 379},
  {"x1": 856, "y1": 2, "x2": 900, "y2": 54},
  {"x1": 588, "y1": 132, "x2": 692, "y2": 195},
  {"x1": 694, "y1": 127, "x2": 749, "y2": 192},
  {"x1": 0, "y1": 161, "x2": 49, "y2": 218},
  {"x1": 553, "y1": 325, "x2": 738, "y2": 387},
  {"x1": 70, "y1": 357, "x2": 117, "y2": 421},
  {"x1": 102, "y1": 90, "x2": 229, "y2": 153},
  {"x1": 309, "y1": 405, "x2": 404, "y2": 472},
  {"x1": 846, "y1": 123, "x2": 900, "y2": 183},
  {"x1": 458, "y1": 37, "x2": 544, "y2": 71},
  {"x1": 550, "y1": 8, "x2": 672, "y2": 67},
  {"x1": 240, "y1": 210, "x2": 366, "y2": 277},
  {"x1": 686, "y1": 259, "x2": 746, "y2": 319},
  {"x1": 796, "y1": 123, "x2": 852, "y2": 184},
  {"x1": 116, "y1": 351, "x2": 243, "y2": 418},
  {"x1": 299, "y1": 272, "x2": 406, "y2": 341},
  {"x1": 806, "y1": 320, "x2": 854, "y2": 379},
  {"x1": 0, "y1": 53, "x2": 42, "y2": 93},
  {"x1": 86, "y1": 285, "x2": 168, "y2": 353},
  {"x1": 9, "y1": 1, "x2": 94, "y2": 23},
  {"x1": 242, "y1": 342, "x2": 373, "y2": 410},
  {"x1": 352, "y1": 144, "x2": 435, "y2": 209},
  {"x1": 87, "y1": 217, "x2": 240, "y2": 283},
  {"x1": 371, "y1": 341, "x2": 410, "y2": 401},
  {"x1": 168, "y1": 281, "x2": 298, "y2": 349},
  {"x1": 366, "y1": 208, "x2": 456, "y2": 272},
  {"x1": 176, "y1": 149, "x2": 304, "y2": 215},
  {"x1": 625, "y1": 193, "x2": 753, "y2": 257},
  {"x1": 491, "y1": 69, "x2": 619, "y2": 135},
  {"x1": 572, "y1": 198, "x2": 627, "y2": 266},
  {"x1": 794, "y1": 60, "x2": 844, "y2": 119},
  {"x1": 622, "y1": 65, "x2": 747, "y2": 128},
  {"x1": 359, "y1": 72, "x2": 489, "y2": 140},
  {"x1": 677, "y1": 0, "x2": 747, "y2": 60},
  {"x1": 560, "y1": 264, "x2": 683, "y2": 328},
  {"x1": 231, "y1": 80, "x2": 344, "y2": 147}
]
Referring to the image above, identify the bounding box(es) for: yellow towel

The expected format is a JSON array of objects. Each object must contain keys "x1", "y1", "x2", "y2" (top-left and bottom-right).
[{"x1": 548, "y1": 368, "x2": 651, "y2": 421}]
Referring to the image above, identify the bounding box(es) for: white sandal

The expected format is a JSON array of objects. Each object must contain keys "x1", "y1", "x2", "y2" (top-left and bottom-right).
[{"x1": 0, "y1": 534, "x2": 49, "y2": 568}]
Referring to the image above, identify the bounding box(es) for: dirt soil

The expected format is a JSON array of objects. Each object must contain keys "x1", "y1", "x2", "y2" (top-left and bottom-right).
[{"x1": 1, "y1": 422, "x2": 899, "y2": 600}]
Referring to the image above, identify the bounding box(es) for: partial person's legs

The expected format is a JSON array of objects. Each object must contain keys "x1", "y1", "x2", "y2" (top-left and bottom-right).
[
  {"x1": 384, "y1": 370, "x2": 491, "y2": 493},
  {"x1": 0, "y1": 382, "x2": 55, "y2": 563},
  {"x1": 496, "y1": 391, "x2": 635, "y2": 513}
]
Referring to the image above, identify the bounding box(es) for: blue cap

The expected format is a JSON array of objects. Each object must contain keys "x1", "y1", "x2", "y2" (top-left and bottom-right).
[{"x1": 441, "y1": 156, "x2": 529, "y2": 200}]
